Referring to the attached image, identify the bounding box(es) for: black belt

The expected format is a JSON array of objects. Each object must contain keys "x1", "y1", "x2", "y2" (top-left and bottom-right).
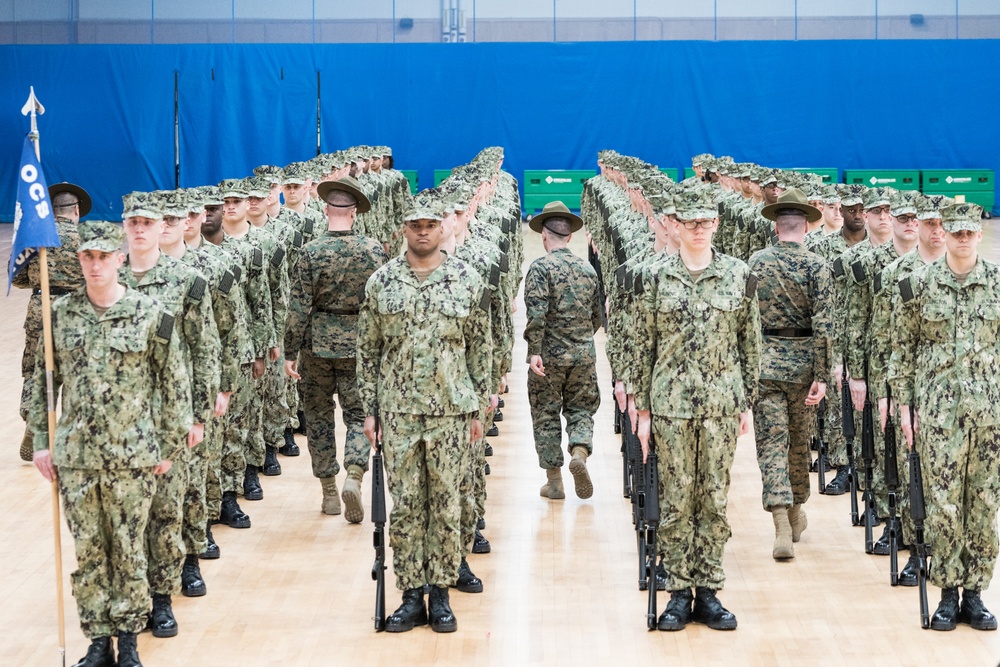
[
  {"x1": 33, "y1": 287, "x2": 74, "y2": 296},
  {"x1": 762, "y1": 328, "x2": 813, "y2": 338},
  {"x1": 317, "y1": 308, "x2": 359, "y2": 316}
]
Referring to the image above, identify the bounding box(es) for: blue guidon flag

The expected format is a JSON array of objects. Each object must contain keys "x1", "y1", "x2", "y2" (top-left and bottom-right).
[{"x1": 8, "y1": 134, "x2": 61, "y2": 294}]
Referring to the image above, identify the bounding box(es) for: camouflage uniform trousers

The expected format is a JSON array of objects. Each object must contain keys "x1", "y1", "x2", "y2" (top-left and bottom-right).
[
  {"x1": 204, "y1": 414, "x2": 224, "y2": 523},
  {"x1": 854, "y1": 405, "x2": 889, "y2": 518},
  {"x1": 220, "y1": 364, "x2": 253, "y2": 495},
  {"x1": 823, "y1": 381, "x2": 848, "y2": 468},
  {"x1": 888, "y1": 406, "x2": 914, "y2": 546},
  {"x1": 184, "y1": 421, "x2": 218, "y2": 555},
  {"x1": 654, "y1": 416, "x2": 738, "y2": 591},
  {"x1": 146, "y1": 449, "x2": 189, "y2": 596},
  {"x1": 286, "y1": 368, "x2": 300, "y2": 429},
  {"x1": 527, "y1": 362, "x2": 600, "y2": 469},
  {"x1": 922, "y1": 418, "x2": 1000, "y2": 590},
  {"x1": 382, "y1": 411, "x2": 470, "y2": 590},
  {"x1": 299, "y1": 354, "x2": 369, "y2": 477},
  {"x1": 246, "y1": 367, "x2": 266, "y2": 469},
  {"x1": 262, "y1": 355, "x2": 290, "y2": 447},
  {"x1": 19, "y1": 294, "x2": 43, "y2": 421},
  {"x1": 753, "y1": 379, "x2": 813, "y2": 510},
  {"x1": 60, "y1": 466, "x2": 156, "y2": 638},
  {"x1": 460, "y1": 421, "x2": 487, "y2": 551}
]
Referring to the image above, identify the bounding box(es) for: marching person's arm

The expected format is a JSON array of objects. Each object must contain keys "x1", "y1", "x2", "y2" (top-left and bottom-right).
[
  {"x1": 30, "y1": 315, "x2": 62, "y2": 482},
  {"x1": 152, "y1": 310, "x2": 194, "y2": 465},
  {"x1": 357, "y1": 277, "x2": 383, "y2": 446}
]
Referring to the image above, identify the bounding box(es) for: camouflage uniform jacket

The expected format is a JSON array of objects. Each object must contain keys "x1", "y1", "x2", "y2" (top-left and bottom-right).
[
  {"x1": 221, "y1": 232, "x2": 274, "y2": 354},
  {"x1": 29, "y1": 287, "x2": 192, "y2": 467},
  {"x1": 14, "y1": 218, "x2": 84, "y2": 332},
  {"x1": 889, "y1": 257, "x2": 1000, "y2": 429},
  {"x1": 193, "y1": 241, "x2": 255, "y2": 369},
  {"x1": 285, "y1": 229, "x2": 387, "y2": 360},
  {"x1": 122, "y1": 253, "x2": 221, "y2": 425},
  {"x1": 749, "y1": 241, "x2": 832, "y2": 385},
  {"x1": 635, "y1": 251, "x2": 761, "y2": 417},
  {"x1": 357, "y1": 253, "x2": 492, "y2": 419},
  {"x1": 844, "y1": 240, "x2": 905, "y2": 380},
  {"x1": 523, "y1": 247, "x2": 602, "y2": 367}
]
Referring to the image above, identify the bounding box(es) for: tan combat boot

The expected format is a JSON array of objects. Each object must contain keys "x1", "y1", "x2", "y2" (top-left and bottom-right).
[
  {"x1": 771, "y1": 507, "x2": 794, "y2": 560},
  {"x1": 569, "y1": 446, "x2": 593, "y2": 499},
  {"x1": 342, "y1": 465, "x2": 365, "y2": 524},
  {"x1": 19, "y1": 427, "x2": 33, "y2": 462},
  {"x1": 320, "y1": 477, "x2": 342, "y2": 515},
  {"x1": 539, "y1": 468, "x2": 565, "y2": 500},
  {"x1": 788, "y1": 504, "x2": 808, "y2": 543}
]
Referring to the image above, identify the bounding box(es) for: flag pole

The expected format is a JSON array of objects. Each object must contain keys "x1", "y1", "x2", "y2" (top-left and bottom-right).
[{"x1": 23, "y1": 86, "x2": 67, "y2": 667}]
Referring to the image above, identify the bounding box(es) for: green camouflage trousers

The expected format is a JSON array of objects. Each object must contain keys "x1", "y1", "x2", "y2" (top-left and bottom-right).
[
  {"x1": 823, "y1": 380, "x2": 848, "y2": 468},
  {"x1": 382, "y1": 411, "x2": 469, "y2": 590},
  {"x1": 460, "y1": 421, "x2": 487, "y2": 552},
  {"x1": 527, "y1": 362, "x2": 600, "y2": 469},
  {"x1": 220, "y1": 364, "x2": 253, "y2": 495},
  {"x1": 204, "y1": 414, "x2": 224, "y2": 522},
  {"x1": 60, "y1": 466, "x2": 156, "y2": 638},
  {"x1": 262, "y1": 355, "x2": 290, "y2": 448},
  {"x1": 184, "y1": 423, "x2": 216, "y2": 555},
  {"x1": 299, "y1": 354, "x2": 369, "y2": 478},
  {"x1": 146, "y1": 449, "x2": 188, "y2": 596},
  {"x1": 654, "y1": 415, "x2": 738, "y2": 591},
  {"x1": 246, "y1": 367, "x2": 266, "y2": 469},
  {"x1": 20, "y1": 296, "x2": 43, "y2": 420},
  {"x1": 922, "y1": 419, "x2": 1000, "y2": 590},
  {"x1": 753, "y1": 379, "x2": 813, "y2": 510},
  {"x1": 286, "y1": 371, "x2": 300, "y2": 428}
]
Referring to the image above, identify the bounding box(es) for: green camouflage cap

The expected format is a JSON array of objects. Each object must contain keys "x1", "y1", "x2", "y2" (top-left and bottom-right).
[
  {"x1": 805, "y1": 181, "x2": 826, "y2": 202},
  {"x1": 403, "y1": 191, "x2": 446, "y2": 222},
  {"x1": 732, "y1": 162, "x2": 753, "y2": 179},
  {"x1": 254, "y1": 164, "x2": 284, "y2": 185},
  {"x1": 159, "y1": 190, "x2": 188, "y2": 218},
  {"x1": 863, "y1": 187, "x2": 892, "y2": 210},
  {"x1": 890, "y1": 190, "x2": 919, "y2": 217},
  {"x1": 218, "y1": 179, "x2": 248, "y2": 199},
  {"x1": 691, "y1": 153, "x2": 714, "y2": 167},
  {"x1": 917, "y1": 194, "x2": 952, "y2": 221},
  {"x1": 674, "y1": 185, "x2": 719, "y2": 221},
  {"x1": 122, "y1": 191, "x2": 162, "y2": 219},
  {"x1": 443, "y1": 183, "x2": 476, "y2": 213},
  {"x1": 648, "y1": 191, "x2": 676, "y2": 216},
  {"x1": 819, "y1": 184, "x2": 840, "y2": 204},
  {"x1": 246, "y1": 176, "x2": 271, "y2": 199},
  {"x1": 837, "y1": 183, "x2": 865, "y2": 207},
  {"x1": 940, "y1": 201, "x2": 983, "y2": 233},
  {"x1": 180, "y1": 188, "x2": 205, "y2": 214},
  {"x1": 378, "y1": 146, "x2": 392, "y2": 157},
  {"x1": 199, "y1": 185, "x2": 224, "y2": 206},
  {"x1": 282, "y1": 162, "x2": 311, "y2": 185},
  {"x1": 758, "y1": 169, "x2": 779, "y2": 187},
  {"x1": 78, "y1": 221, "x2": 124, "y2": 253}
]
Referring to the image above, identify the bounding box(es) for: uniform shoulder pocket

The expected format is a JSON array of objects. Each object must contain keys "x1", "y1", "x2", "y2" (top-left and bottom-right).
[
  {"x1": 187, "y1": 276, "x2": 207, "y2": 303},
  {"x1": 252, "y1": 247, "x2": 263, "y2": 268},
  {"x1": 271, "y1": 246, "x2": 286, "y2": 268},
  {"x1": 219, "y1": 271, "x2": 234, "y2": 295}
]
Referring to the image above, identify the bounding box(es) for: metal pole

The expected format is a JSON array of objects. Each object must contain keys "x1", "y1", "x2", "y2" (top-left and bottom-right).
[{"x1": 553, "y1": 0, "x2": 557, "y2": 42}]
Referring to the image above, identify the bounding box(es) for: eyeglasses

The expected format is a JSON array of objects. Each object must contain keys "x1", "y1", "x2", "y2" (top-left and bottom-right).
[
  {"x1": 895, "y1": 214, "x2": 918, "y2": 224},
  {"x1": 163, "y1": 217, "x2": 183, "y2": 227},
  {"x1": 679, "y1": 219, "x2": 715, "y2": 230}
]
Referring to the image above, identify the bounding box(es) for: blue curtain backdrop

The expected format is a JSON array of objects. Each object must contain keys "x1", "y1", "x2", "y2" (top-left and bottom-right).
[{"x1": 1, "y1": 40, "x2": 998, "y2": 220}]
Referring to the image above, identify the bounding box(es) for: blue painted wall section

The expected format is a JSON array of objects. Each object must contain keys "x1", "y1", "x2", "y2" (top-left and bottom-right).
[{"x1": 1, "y1": 40, "x2": 998, "y2": 220}]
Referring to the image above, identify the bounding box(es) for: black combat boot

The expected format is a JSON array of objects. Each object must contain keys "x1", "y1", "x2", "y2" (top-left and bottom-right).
[
  {"x1": 824, "y1": 467, "x2": 851, "y2": 495},
  {"x1": 262, "y1": 445, "x2": 282, "y2": 476},
  {"x1": 657, "y1": 589, "x2": 693, "y2": 631},
  {"x1": 278, "y1": 428, "x2": 300, "y2": 456},
  {"x1": 897, "y1": 546, "x2": 919, "y2": 587},
  {"x1": 70, "y1": 636, "x2": 114, "y2": 667},
  {"x1": 809, "y1": 454, "x2": 832, "y2": 473},
  {"x1": 472, "y1": 529, "x2": 491, "y2": 554},
  {"x1": 872, "y1": 522, "x2": 899, "y2": 556},
  {"x1": 655, "y1": 563, "x2": 667, "y2": 591},
  {"x1": 181, "y1": 554, "x2": 206, "y2": 597},
  {"x1": 931, "y1": 587, "x2": 960, "y2": 631},
  {"x1": 452, "y1": 558, "x2": 484, "y2": 593},
  {"x1": 200, "y1": 522, "x2": 220, "y2": 559},
  {"x1": 486, "y1": 424, "x2": 499, "y2": 437},
  {"x1": 691, "y1": 587, "x2": 737, "y2": 630},
  {"x1": 149, "y1": 593, "x2": 178, "y2": 638},
  {"x1": 493, "y1": 409, "x2": 503, "y2": 422},
  {"x1": 294, "y1": 410, "x2": 307, "y2": 435},
  {"x1": 497, "y1": 397, "x2": 504, "y2": 408},
  {"x1": 960, "y1": 589, "x2": 998, "y2": 630},
  {"x1": 243, "y1": 464, "x2": 263, "y2": 501},
  {"x1": 428, "y1": 586, "x2": 458, "y2": 633},
  {"x1": 116, "y1": 632, "x2": 142, "y2": 667},
  {"x1": 484, "y1": 442, "x2": 493, "y2": 457},
  {"x1": 219, "y1": 491, "x2": 251, "y2": 529},
  {"x1": 385, "y1": 588, "x2": 427, "y2": 633},
  {"x1": 484, "y1": 462, "x2": 491, "y2": 475},
  {"x1": 477, "y1": 517, "x2": 486, "y2": 530}
]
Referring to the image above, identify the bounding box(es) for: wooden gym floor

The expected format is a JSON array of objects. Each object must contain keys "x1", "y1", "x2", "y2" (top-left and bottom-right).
[{"x1": 1, "y1": 223, "x2": 999, "y2": 667}]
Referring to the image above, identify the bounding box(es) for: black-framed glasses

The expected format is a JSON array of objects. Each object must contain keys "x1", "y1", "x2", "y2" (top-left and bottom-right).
[{"x1": 679, "y1": 219, "x2": 715, "y2": 230}]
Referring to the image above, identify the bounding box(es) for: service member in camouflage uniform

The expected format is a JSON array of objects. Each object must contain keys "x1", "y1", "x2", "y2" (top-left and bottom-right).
[
  {"x1": 357, "y1": 198, "x2": 492, "y2": 634},
  {"x1": 634, "y1": 185, "x2": 760, "y2": 632},
  {"x1": 749, "y1": 188, "x2": 831, "y2": 560},
  {"x1": 890, "y1": 202, "x2": 1000, "y2": 632},
  {"x1": 30, "y1": 221, "x2": 191, "y2": 667},
  {"x1": 15, "y1": 182, "x2": 87, "y2": 461},
  {"x1": 285, "y1": 177, "x2": 386, "y2": 521},
  {"x1": 523, "y1": 201, "x2": 602, "y2": 501}
]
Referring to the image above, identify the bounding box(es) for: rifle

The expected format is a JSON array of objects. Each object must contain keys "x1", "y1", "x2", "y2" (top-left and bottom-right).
[
  {"x1": 842, "y1": 363, "x2": 860, "y2": 526},
  {"x1": 860, "y1": 363, "x2": 877, "y2": 554},
  {"x1": 618, "y1": 400, "x2": 629, "y2": 498},
  {"x1": 623, "y1": 412, "x2": 646, "y2": 591},
  {"x1": 909, "y1": 440, "x2": 930, "y2": 628},
  {"x1": 371, "y1": 408, "x2": 387, "y2": 632},
  {"x1": 816, "y1": 398, "x2": 827, "y2": 494},
  {"x1": 641, "y1": 443, "x2": 661, "y2": 631},
  {"x1": 884, "y1": 386, "x2": 900, "y2": 585}
]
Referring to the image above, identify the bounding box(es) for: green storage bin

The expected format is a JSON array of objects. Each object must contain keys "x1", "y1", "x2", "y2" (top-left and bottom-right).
[
  {"x1": 658, "y1": 167, "x2": 680, "y2": 182},
  {"x1": 523, "y1": 170, "x2": 595, "y2": 196},
  {"x1": 843, "y1": 169, "x2": 920, "y2": 191},
  {"x1": 524, "y1": 193, "x2": 582, "y2": 215},
  {"x1": 400, "y1": 170, "x2": 418, "y2": 195},
  {"x1": 921, "y1": 169, "x2": 993, "y2": 193},
  {"x1": 790, "y1": 167, "x2": 839, "y2": 184},
  {"x1": 434, "y1": 169, "x2": 453, "y2": 187},
  {"x1": 684, "y1": 167, "x2": 697, "y2": 180}
]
